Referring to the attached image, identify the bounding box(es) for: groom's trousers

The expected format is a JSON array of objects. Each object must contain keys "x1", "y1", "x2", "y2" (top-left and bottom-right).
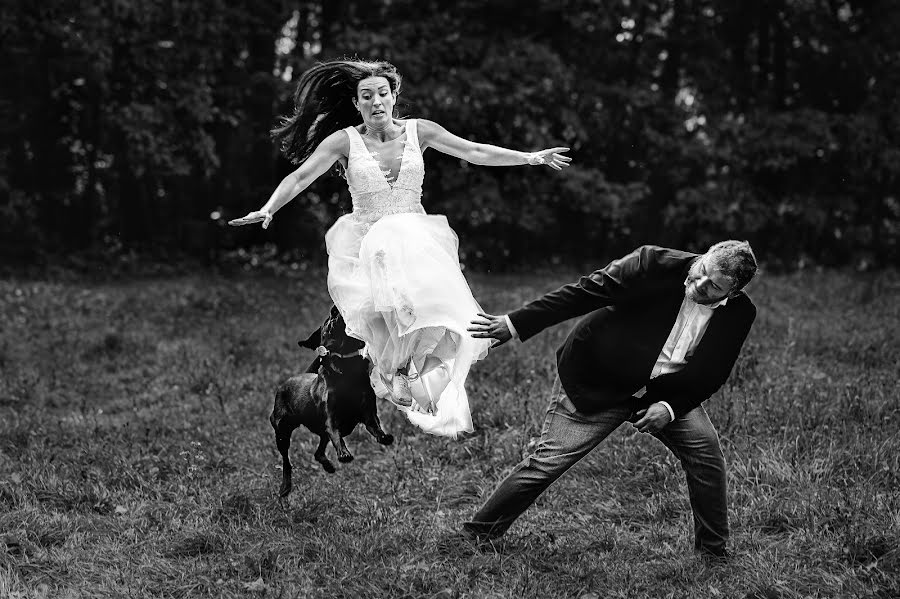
[{"x1": 464, "y1": 377, "x2": 729, "y2": 555}]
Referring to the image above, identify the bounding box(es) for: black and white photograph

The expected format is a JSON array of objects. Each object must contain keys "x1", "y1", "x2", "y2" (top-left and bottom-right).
[{"x1": 1, "y1": 1, "x2": 898, "y2": 597}]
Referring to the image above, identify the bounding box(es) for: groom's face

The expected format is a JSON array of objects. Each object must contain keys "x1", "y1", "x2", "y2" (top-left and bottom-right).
[{"x1": 685, "y1": 254, "x2": 735, "y2": 304}]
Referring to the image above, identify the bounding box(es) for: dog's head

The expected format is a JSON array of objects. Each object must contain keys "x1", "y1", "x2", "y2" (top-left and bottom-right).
[{"x1": 298, "y1": 306, "x2": 365, "y2": 372}]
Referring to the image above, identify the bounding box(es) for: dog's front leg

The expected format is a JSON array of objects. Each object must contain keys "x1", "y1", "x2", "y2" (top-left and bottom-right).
[
  {"x1": 326, "y1": 423, "x2": 353, "y2": 463},
  {"x1": 362, "y1": 388, "x2": 394, "y2": 446},
  {"x1": 364, "y1": 418, "x2": 394, "y2": 446},
  {"x1": 314, "y1": 436, "x2": 336, "y2": 473},
  {"x1": 324, "y1": 389, "x2": 354, "y2": 463}
]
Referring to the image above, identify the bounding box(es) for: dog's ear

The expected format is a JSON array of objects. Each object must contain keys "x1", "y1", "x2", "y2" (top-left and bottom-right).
[{"x1": 298, "y1": 326, "x2": 322, "y2": 350}]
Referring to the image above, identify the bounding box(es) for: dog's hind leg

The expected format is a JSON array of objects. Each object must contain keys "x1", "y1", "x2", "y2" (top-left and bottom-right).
[
  {"x1": 274, "y1": 423, "x2": 295, "y2": 497},
  {"x1": 314, "y1": 436, "x2": 336, "y2": 473}
]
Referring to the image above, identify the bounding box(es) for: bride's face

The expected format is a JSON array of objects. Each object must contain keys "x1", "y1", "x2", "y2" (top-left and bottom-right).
[{"x1": 355, "y1": 76, "x2": 395, "y2": 127}]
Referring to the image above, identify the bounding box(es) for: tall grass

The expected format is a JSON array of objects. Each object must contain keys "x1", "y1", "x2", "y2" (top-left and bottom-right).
[{"x1": 1, "y1": 267, "x2": 898, "y2": 598}]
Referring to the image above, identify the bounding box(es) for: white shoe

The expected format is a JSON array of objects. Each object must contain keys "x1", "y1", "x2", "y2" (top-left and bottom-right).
[{"x1": 390, "y1": 372, "x2": 414, "y2": 407}]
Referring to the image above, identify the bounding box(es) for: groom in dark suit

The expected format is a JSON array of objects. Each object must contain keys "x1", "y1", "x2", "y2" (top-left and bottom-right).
[{"x1": 464, "y1": 241, "x2": 758, "y2": 559}]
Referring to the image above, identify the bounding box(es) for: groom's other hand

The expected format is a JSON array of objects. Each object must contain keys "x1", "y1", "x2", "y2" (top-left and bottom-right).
[
  {"x1": 632, "y1": 403, "x2": 673, "y2": 434},
  {"x1": 467, "y1": 312, "x2": 513, "y2": 349}
]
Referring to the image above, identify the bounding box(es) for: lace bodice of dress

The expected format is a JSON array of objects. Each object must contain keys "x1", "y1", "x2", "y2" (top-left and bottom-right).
[{"x1": 344, "y1": 120, "x2": 426, "y2": 223}]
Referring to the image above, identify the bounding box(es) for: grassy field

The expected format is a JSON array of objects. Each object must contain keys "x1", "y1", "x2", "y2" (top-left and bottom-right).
[{"x1": 1, "y1": 265, "x2": 898, "y2": 598}]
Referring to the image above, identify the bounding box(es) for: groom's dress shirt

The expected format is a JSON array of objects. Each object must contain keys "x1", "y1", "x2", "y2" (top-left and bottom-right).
[
  {"x1": 650, "y1": 290, "x2": 728, "y2": 377},
  {"x1": 505, "y1": 289, "x2": 728, "y2": 422},
  {"x1": 640, "y1": 291, "x2": 728, "y2": 421},
  {"x1": 503, "y1": 245, "x2": 756, "y2": 418}
]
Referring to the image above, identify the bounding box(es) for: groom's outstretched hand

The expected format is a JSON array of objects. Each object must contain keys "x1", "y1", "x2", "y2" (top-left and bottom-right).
[
  {"x1": 467, "y1": 312, "x2": 512, "y2": 349},
  {"x1": 632, "y1": 403, "x2": 673, "y2": 434}
]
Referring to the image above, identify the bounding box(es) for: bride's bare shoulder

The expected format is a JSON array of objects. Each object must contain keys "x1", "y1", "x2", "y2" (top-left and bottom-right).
[
  {"x1": 319, "y1": 129, "x2": 351, "y2": 156},
  {"x1": 413, "y1": 119, "x2": 445, "y2": 148}
]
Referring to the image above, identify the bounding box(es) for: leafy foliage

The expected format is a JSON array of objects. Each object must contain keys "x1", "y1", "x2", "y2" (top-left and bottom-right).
[{"x1": 3, "y1": 0, "x2": 899, "y2": 268}]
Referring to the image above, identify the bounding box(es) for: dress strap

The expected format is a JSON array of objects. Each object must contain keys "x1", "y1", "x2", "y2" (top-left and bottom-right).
[
  {"x1": 344, "y1": 125, "x2": 367, "y2": 157},
  {"x1": 406, "y1": 119, "x2": 421, "y2": 153}
]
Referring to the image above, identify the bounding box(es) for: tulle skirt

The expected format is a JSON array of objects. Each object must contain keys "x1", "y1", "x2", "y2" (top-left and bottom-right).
[{"x1": 325, "y1": 212, "x2": 491, "y2": 438}]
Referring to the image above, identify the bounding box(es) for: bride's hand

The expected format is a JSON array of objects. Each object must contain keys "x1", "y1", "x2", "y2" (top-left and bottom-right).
[
  {"x1": 228, "y1": 210, "x2": 273, "y2": 229},
  {"x1": 528, "y1": 147, "x2": 572, "y2": 171}
]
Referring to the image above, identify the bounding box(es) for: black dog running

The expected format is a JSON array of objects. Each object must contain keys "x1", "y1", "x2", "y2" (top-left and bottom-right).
[{"x1": 270, "y1": 305, "x2": 394, "y2": 497}]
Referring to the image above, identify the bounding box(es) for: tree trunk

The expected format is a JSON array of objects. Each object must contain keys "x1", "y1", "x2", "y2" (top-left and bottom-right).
[
  {"x1": 757, "y1": 0, "x2": 772, "y2": 95},
  {"x1": 626, "y1": 3, "x2": 650, "y2": 86},
  {"x1": 320, "y1": 0, "x2": 352, "y2": 55},
  {"x1": 659, "y1": 0, "x2": 684, "y2": 104},
  {"x1": 724, "y1": 0, "x2": 754, "y2": 111},
  {"x1": 772, "y1": 0, "x2": 788, "y2": 110}
]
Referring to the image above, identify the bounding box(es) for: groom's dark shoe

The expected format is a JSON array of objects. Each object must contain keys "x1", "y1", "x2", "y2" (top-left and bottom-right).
[
  {"x1": 435, "y1": 530, "x2": 499, "y2": 555},
  {"x1": 460, "y1": 522, "x2": 505, "y2": 544},
  {"x1": 698, "y1": 546, "x2": 730, "y2": 565}
]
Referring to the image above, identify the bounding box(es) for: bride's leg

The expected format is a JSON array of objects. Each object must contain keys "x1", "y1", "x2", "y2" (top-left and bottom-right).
[
  {"x1": 397, "y1": 357, "x2": 412, "y2": 376},
  {"x1": 410, "y1": 353, "x2": 450, "y2": 414},
  {"x1": 387, "y1": 328, "x2": 453, "y2": 411},
  {"x1": 365, "y1": 312, "x2": 413, "y2": 407},
  {"x1": 417, "y1": 354, "x2": 443, "y2": 373}
]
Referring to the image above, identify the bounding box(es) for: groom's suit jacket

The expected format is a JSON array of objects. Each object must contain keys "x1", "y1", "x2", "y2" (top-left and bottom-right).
[{"x1": 508, "y1": 245, "x2": 756, "y2": 417}]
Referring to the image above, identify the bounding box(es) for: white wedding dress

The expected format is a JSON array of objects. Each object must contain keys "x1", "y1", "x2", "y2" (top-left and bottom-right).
[{"x1": 324, "y1": 119, "x2": 491, "y2": 438}]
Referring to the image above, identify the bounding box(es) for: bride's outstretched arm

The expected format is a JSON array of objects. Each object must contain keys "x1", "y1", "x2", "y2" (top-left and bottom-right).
[
  {"x1": 229, "y1": 131, "x2": 348, "y2": 228},
  {"x1": 417, "y1": 119, "x2": 571, "y2": 170}
]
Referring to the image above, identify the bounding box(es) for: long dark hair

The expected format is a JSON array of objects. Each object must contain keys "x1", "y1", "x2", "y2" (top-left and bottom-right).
[{"x1": 271, "y1": 59, "x2": 403, "y2": 165}]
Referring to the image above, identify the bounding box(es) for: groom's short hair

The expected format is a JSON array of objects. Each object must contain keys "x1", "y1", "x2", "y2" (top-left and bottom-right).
[{"x1": 707, "y1": 240, "x2": 757, "y2": 291}]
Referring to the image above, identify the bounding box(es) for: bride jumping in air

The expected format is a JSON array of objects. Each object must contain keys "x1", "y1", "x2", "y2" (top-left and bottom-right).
[{"x1": 230, "y1": 59, "x2": 571, "y2": 438}]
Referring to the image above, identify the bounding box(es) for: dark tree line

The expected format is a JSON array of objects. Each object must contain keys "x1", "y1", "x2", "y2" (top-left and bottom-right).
[{"x1": 3, "y1": 0, "x2": 898, "y2": 270}]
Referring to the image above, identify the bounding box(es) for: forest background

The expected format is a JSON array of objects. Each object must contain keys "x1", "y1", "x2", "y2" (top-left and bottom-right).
[{"x1": 4, "y1": 0, "x2": 899, "y2": 272}]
